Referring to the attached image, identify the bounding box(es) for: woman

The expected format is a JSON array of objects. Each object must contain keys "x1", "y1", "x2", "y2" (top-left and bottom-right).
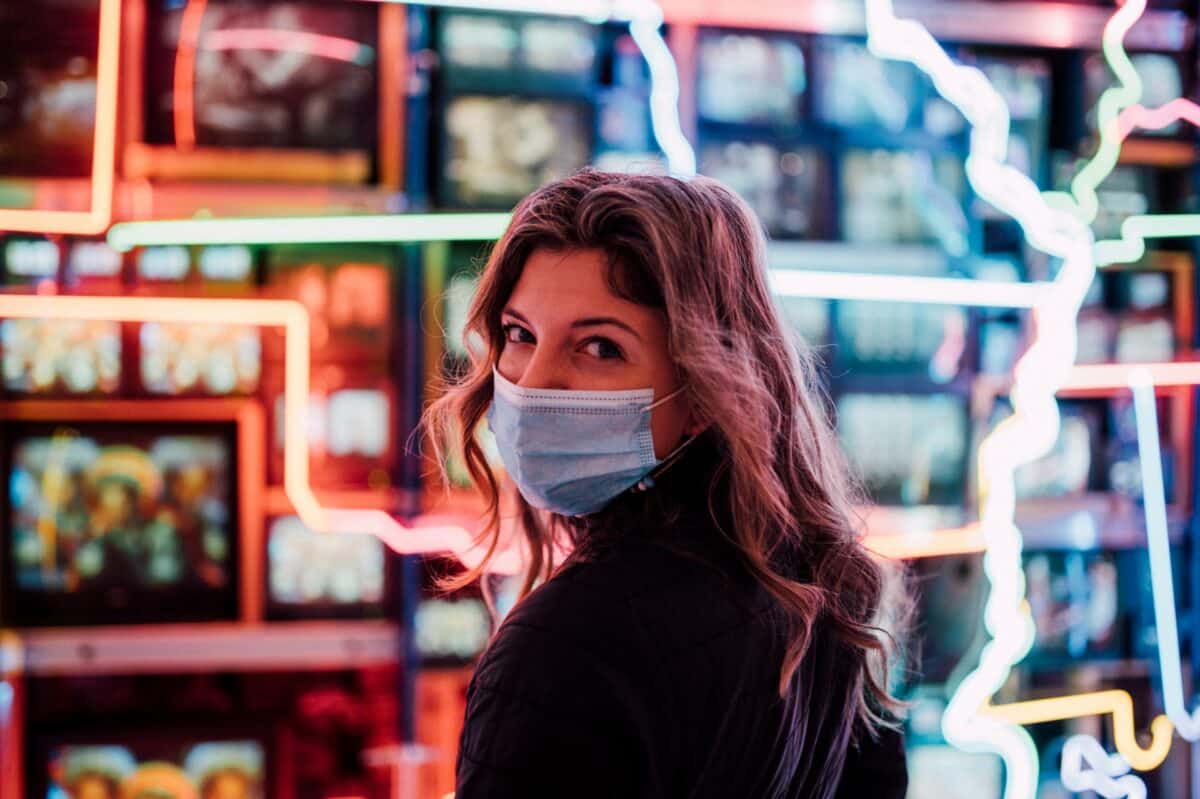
[{"x1": 428, "y1": 169, "x2": 908, "y2": 797}]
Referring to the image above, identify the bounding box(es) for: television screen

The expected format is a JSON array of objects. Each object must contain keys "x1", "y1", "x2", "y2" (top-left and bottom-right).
[
  {"x1": 992, "y1": 397, "x2": 1107, "y2": 499},
  {"x1": 0, "y1": 0, "x2": 98, "y2": 178},
  {"x1": 4, "y1": 422, "x2": 238, "y2": 626},
  {"x1": 140, "y1": 322, "x2": 262, "y2": 396},
  {"x1": 198, "y1": 245, "x2": 255, "y2": 284},
  {"x1": 4, "y1": 238, "x2": 60, "y2": 281},
  {"x1": 911, "y1": 554, "x2": 986, "y2": 685},
  {"x1": 835, "y1": 392, "x2": 969, "y2": 506},
  {"x1": 1086, "y1": 51, "x2": 1184, "y2": 137},
  {"x1": 776, "y1": 297, "x2": 829, "y2": 350},
  {"x1": 812, "y1": 38, "x2": 925, "y2": 132},
  {"x1": 698, "y1": 140, "x2": 828, "y2": 239},
  {"x1": 41, "y1": 738, "x2": 265, "y2": 799},
  {"x1": 696, "y1": 31, "x2": 806, "y2": 126},
  {"x1": 265, "y1": 246, "x2": 393, "y2": 362},
  {"x1": 440, "y1": 12, "x2": 596, "y2": 85},
  {"x1": 1, "y1": 318, "x2": 121, "y2": 395},
  {"x1": 1115, "y1": 315, "x2": 1174, "y2": 363},
  {"x1": 267, "y1": 366, "x2": 395, "y2": 490},
  {"x1": 440, "y1": 95, "x2": 591, "y2": 209},
  {"x1": 840, "y1": 149, "x2": 967, "y2": 251},
  {"x1": 266, "y1": 515, "x2": 386, "y2": 619},
  {"x1": 834, "y1": 300, "x2": 968, "y2": 382},
  {"x1": 145, "y1": 1, "x2": 378, "y2": 152},
  {"x1": 137, "y1": 246, "x2": 192, "y2": 283},
  {"x1": 68, "y1": 241, "x2": 123, "y2": 284},
  {"x1": 1024, "y1": 550, "x2": 1123, "y2": 662},
  {"x1": 416, "y1": 596, "x2": 492, "y2": 663},
  {"x1": 907, "y1": 744, "x2": 1002, "y2": 799}
]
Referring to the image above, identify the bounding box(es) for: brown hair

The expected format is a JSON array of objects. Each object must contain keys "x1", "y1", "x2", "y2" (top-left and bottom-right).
[{"x1": 425, "y1": 169, "x2": 906, "y2": 796}]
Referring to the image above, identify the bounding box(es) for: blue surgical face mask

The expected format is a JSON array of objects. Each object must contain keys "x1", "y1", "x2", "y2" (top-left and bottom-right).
[{"x1": 486, "y1": 366, "x2": 691, "y2": 517}]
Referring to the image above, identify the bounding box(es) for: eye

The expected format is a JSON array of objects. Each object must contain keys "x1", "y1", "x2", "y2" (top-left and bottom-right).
[
  {"x1": 582, "y1": 337, "x2": 625, "y2": 361},
  {"x1": 501, "y1": 322, "x2": 534, "y2": 345}
]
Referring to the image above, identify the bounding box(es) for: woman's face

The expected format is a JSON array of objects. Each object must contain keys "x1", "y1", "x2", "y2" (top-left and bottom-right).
[{"x1": 497, "y1": 247, "x2": 699, "y2": 459}]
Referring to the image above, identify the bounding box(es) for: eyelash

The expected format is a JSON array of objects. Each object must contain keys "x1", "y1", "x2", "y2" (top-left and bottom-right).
[{"x1": 500, "y1": 323, "x2": 626, "y2": 361}]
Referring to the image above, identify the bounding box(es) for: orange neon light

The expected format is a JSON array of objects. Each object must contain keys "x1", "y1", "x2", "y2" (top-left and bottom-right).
[
  {"x1": 1064, "y1": 360, "x2": 1200, "y2": 392},
  {"x1": 984, "y1": 691, "x2": 1174, "y2": 772},
  {"x1": 862, "y1": 524, "x2": 985, "y2": 559},
  {"x1": 0, "y1": 293, "x2": 523, "y2": 575},
  {"x1": 173, "y1": 0, "x2": 208, "y2": 151},
  {"x1": 0, "y1": 0, "x2": 119, "y2": 234}
]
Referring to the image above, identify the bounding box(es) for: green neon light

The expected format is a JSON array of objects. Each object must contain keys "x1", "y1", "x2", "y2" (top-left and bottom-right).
[
  {"x1": 107, "y1": 213, "x2": 513, "y2": 251},
  {"x1": 1095, "y1": 213, "x2": 1200, "y2": 267}
]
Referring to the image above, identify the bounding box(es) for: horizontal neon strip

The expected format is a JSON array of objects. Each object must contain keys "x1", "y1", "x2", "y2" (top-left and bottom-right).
[
  {"x1": 769, "y1": 270, "x2": 1045, "y2": 308},
  {"x1": 862, "y1": 524, "x2": 985, "y2": 559},
  {"x1": 1065, "y1": 361, "x2": 1200, "y2": 391},
  {"x1": 984, "y1": 692, "x2": 1173, "y2": 772},
  {"x1": 107, "y1": 213, "x2": 512, "y2": 250}
]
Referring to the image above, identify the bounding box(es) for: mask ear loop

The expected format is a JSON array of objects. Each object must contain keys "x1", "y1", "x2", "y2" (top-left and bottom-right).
[{"x1": 631, "y1": 383, "x2": 703, "y2": 493}]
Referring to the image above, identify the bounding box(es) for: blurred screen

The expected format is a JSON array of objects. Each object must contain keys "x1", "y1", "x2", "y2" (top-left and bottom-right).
[
  {"x1": 265, "y1": 250, "x2": 392, "y2": 361},
  {"x1": 835, "y1": 392, "x2": 969, "y2": 506},
  {"x1": 699, "y1": 140, "x2": 827, "y2": 239},
  {"x1": 696, "y1": 31, "x2": 806, "y2": 125},
  {"x1": 5, "y1": 238, "x2": 60, "y2": 280},
  {"x1": 146, "y1": 1, "x2": 377, "y2": 151},
  {"x1": 834, "y1": 300, "x2": 967, "y2": 382},
  {"x1": 912, "y1": 554, "x2": 985, "y2": 685},
  {"x1": 415, "y1": 597, "x2": 492, "y2": 662},
  {"x1": 0, "y1": 0, "x2": 98, "y2": 178},
  {"x1": 45, "y1": 740, "x2": 264, "y2": 799},
  {"x1": 1086, "y1": 51, "x2": 1183, "y2": 136},
  {"x1": 7, "y1": 424, "x2": 236, "y2": 625},
  {"x1": 840, "y1": 149, "x2": 967, "y2": 251},
  {"x1": 813, "y1": 38, "x2": 924, "y2": 132},
  {"x1": 2, "y1": 318, "x2": 121, "y2": 395},
  {"x1": 990, "y1": 398, "x2": 1106, "y2": 498},
  {"x1": 140, "y1": 323, "x2": 261, "y2": 395},
  {"x1": 1024, "y1": 550, "x2": 1122, "y2": 661},
  {"x1": 440, "y1": 12, "x2": 596, "y2": 81},
  {"x1": 907, "y1": 745, "x2": 1002, "y2": 799},
  {"x1": 267, "y1": 515, "x2": 384, "y2": 614},
  {"x1": 441, "y1": 96, "x2": 591, "y2": 209}
]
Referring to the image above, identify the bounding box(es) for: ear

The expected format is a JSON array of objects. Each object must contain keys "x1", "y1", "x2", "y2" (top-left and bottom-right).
[{"x1": 683, "y1": 403, "x2": 709, "y2": 437}]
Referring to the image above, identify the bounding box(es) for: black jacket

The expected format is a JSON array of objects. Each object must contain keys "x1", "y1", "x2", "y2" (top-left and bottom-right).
[{"x1": 454, "y1": 508, "x2": 908, "y2": 798}]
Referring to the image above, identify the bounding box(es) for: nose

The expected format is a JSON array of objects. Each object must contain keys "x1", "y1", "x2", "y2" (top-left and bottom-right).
[{"x1": 514, "y1": 344, "x2": 569, "y2": 391}]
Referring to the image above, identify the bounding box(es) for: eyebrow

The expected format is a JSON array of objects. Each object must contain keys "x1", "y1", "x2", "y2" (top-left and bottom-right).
[{"x1": 502, "y1": 307, "x2": 643, "y2": 342}]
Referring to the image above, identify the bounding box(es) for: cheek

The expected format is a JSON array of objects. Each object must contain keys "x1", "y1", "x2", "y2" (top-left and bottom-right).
[{"x1": 649, "y1": 398, "x2": 688, "y2": 460}]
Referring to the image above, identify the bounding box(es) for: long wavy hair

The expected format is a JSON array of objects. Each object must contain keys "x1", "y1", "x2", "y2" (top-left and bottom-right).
[{"x1": 425, "y1": 169, "x2": 906, "y2": 797}]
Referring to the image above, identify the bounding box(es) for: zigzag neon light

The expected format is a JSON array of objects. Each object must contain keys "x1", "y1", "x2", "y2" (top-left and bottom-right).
[
  {"x1": 0, "y1": 293, "x2": 524, "y2": 576},
  {"x1": 0, "y1": 0, "x2": 119, "y2": 234},
  {"x1": 863, "y1": 2, "x2": 1146, "y2": 795},
  {"x1": 1131, "y1": 369, "x2": 1200, "y2": 741}
]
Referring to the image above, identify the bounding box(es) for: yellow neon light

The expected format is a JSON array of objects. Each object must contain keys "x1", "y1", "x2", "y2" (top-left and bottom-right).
[
  {"x1": 0, "y1": 293, "x2": 522, "y2": 575},
  {"x1": 984, "y1": 692, "x2": 1173, "y2": 772},
  {"x1": 0, "y1": 0, "x2": 119, "y2": 234}
]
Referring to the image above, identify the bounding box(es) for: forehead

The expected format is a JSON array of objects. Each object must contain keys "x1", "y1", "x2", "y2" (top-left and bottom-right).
[{"x1": 507, "y1": 248, "x2": 633, "y2": 315}]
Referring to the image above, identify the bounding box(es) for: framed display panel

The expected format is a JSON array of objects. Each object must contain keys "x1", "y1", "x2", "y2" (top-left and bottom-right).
[
  {"x1": 832, "y1": 299, "x2": 970, "y2": 382},
  {"x1": 697, "y1": 137, "x2": 831, "y2": 239},
  {"x1": 0, "y1": 317, "x2": 122, "y2": 397},
  {"x1": 264, "y1": 243, "x2": 394, "y2": 365},
  {"x1": 695, "y1": 28, "x2": 808, "y2": 128},
  {"x1": 436, "y1": 94, "x2": 593, "y2": 210},
  {"x1": 0, "y1": 399, "x2": 264, "y2": 627},
  {"x1": 833, "y1": 390, "x2": 971, "y2": 507},
  {"x1": 134, "y1": 0, "x2": 391, "y2": 184},
  {"x1": 264, "y1": 513, "x2": 390, "y2": 621},
  {"x1": 264, "y1": 362, "x2": 398, "y2": 492},
  {"x1": 1020, "y1": 548, "x2": 1131, "y2": 667},
  {"x1": 0, "y1": 0, "x2": 100, "y2": 180},
  {"x1": 30, "y1": 725, "x2": 272, "y2": 799},
  {"x1": 437, "y1": 9, "x2": 599, "y2": 95}
]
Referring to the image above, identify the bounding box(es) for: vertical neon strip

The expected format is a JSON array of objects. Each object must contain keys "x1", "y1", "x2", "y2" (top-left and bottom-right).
[
  {"x1": 1131, "y1": 370, "x2": 1200, "y2": 740},
  {"x1": 864, "y1": 2, "x2": 1099, "y2": 794}
]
